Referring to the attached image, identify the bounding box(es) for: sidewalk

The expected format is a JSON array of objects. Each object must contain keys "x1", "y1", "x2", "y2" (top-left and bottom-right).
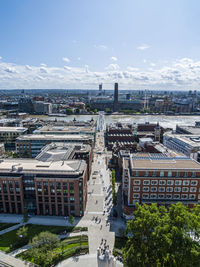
[{"x1": 0, "y1": 223, "x2": 24, "y2": 236}]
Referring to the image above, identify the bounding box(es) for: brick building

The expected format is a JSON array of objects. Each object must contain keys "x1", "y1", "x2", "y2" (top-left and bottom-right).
[
  {"x1": 0, "y1": 158, "x2": 87, "y2": 216},
  {"x1": 122, "y1": 153, "x2": 200, "y2": 219}
]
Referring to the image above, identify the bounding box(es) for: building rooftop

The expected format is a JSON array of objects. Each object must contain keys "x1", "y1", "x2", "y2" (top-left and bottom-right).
[
  {"x1": 16, "y1": 134, "x2": 93, "y2": 142},
  {"x1": 34, "y1": 125, "x2": 96, "y2": 135},
  {"x1": 127, "y1": 153, "x2": 200, "y2": 170},
  {"x1": 0, "y1": 127, "x2": 27, "y2": 133},
  {"x1": 164, "y1": 133, "x2": 200, "y2": 148},
  {"x1": 0, "y1": 158, "x2": 86, "y2": 175},
  {"x1": 36, "y1": 142, "x2": 91, "y2": 162},
  {"x1": 176, "y1": 125, "x2": 200, "y2": 135}
]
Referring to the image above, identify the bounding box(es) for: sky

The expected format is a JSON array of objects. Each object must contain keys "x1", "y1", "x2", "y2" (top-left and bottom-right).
[{"x1": 1, "y1": 0, "x2": 200, "y2": 90}]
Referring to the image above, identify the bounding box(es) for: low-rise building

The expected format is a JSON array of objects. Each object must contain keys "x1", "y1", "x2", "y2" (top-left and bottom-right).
[
  {"x1": 163, "y1": 133, "x2": 200, "y2": 160},
  {"x1": 0, "y1": 127, "x2": 28, "y2": 150},
  {"x1": 122, "y1": 153, "x2": 200, "y2": 219},
  {"x1": 0, "y1": 158, "x2": 87, "y2": 216}
]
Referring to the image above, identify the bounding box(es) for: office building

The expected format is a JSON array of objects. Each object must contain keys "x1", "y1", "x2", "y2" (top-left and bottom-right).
[
  {"x1": 16, "y1": 134, "x2": 94, "y2": 157},
  {"x1": 0, "y1": 158, "x2": 87, "y2": 216},
  {"x1": 0, "y1": 127, "x2": 28, "y2": 150},
  {"x1": 122, "y1": 153, "x2": 200, "y2": 219},
  {"x1": 113, "y1": 83, "x2": 119, "y2": 112}
]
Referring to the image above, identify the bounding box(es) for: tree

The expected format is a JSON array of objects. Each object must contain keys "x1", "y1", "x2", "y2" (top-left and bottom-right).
[
  {"x1": 31, "y1": 231, "x2": 59, "y2": 252},
  {"x1": 69, "y1": 215, "x2": 75, "y2": 225},
  {"x1": 123, "y1": 203, "x2": 200, "y2": 267},
  {"x1": 75, "y1": 108, "x2": 80, "y2": 114},
  {"x1": 66, "y1": 108, "x2": 73, "y2": 115},
  {"x1": 16, "y1": 226, "x2": 28, "y2": 246},
  {"x1": 93, "y1": 108, "x2": 98, "y2": 113},
  {"x1": 105, "y1": 107, "x2": 110, "y2": 113},
  {"x1": 118, "y1": 227, "x2": 125, "y2": 238}
]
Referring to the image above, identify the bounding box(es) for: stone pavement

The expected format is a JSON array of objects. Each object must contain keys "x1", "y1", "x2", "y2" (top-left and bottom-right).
[{"x1": 0, "y1": 250, "x2": 29, "y2": 267}]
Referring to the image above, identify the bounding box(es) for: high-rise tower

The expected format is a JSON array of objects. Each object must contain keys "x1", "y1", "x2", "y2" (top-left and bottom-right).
[{"x1": 113, "y1": 83, "x2": 119, "y2": 111}]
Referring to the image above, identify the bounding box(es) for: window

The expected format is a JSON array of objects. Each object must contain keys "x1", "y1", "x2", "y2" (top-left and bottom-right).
[
  {"x1": 191, "y1": 180, "x2": 197, "y2": 186},
  {"x1": 152, "y1": 171, "x2": 156, "y2": 177},
  {"x1": 182, "y1": 187, "x2": 189, "y2": 192},
  {"x1": 142, "y1": 194, "x2": 149, "y2": 199},
  {"x1": 135, "y1": 171, "x2": 139, "y2": 177},
  {"x1": 198, "y1": 194, "x2": 200, "y2": 199},
  {"x1": 190, "y1": 187, "x2": 197, "y2": 193},
  {"x1": 189, "y1": 194, "x2": 196, "y2": 200},
  {"x1": 151, "y1": 187, "x2": 157, "y2": 192},
  {"x1": 174, "y1": 194, "x2": 180, "y2": 199},
  {"x1": 174, "y1": 187, "x2": 181, "y2": 192},
  {"x1": 133, "y1": 193, "x2": 140, "y2": 198},
  {"x1": 158, "y1": 187, "x2": 165, "y2": 192},
  {"x1": 176, "y1": 172, "x2": 180, "y2": 177},
  {"x1": 191, "y1": 172, "x2": 196, "y2": 178},
  {"x1": 167, "y1": 180, "x2": 174, "y2": 186},
  {"x1": 150, "y1": 194, "x2": 157, "y2": 199},
  {"x1": 183, "y1": 180, "x2": 190, "y2": 186},
  {"x1": 134, "y1": 180, "x2": 140, "y2": 185},
  {"x1": 143, "y1": 180, "x2": 150, "y2": 185},
  {"x1": 143, "y1": 187, "x2": 149, "y2": 192},
  {"x1": 145, "y1": 171, "x2": 148, "y2": 177},
  {"x1": 168, "y1": 171, "x2": 172, "y2": 177},
  {"x1": 166, "y1": 194, "x2": 172, "y2": 199},
  {"x1": 133, "y1": 186, "x2": 140, "y2": 192},
  {"x1": 160, "y1": 171, "x2": 164, "y2": 177},
  {"x1": 175, "y1": 180, "x2": 182, "y2": 186},
  {"x1": 184, "y1": 172, "x2": 188, "y2": 178},
  {"x1": 166, "y1": 187, "x2": 173, "y2": 192},
  {"x1": 181, "y1": 194, "x2": 188, "y2": 199},
  {"x1": 159, "y1": 180, "x2": 166, "y2": 185},
  {"x1": 151, "y1": 180, "x2": 158, "y2": 185},
  {"x1": 158, "y1": 194, "x2": 165, "y2": 199}
]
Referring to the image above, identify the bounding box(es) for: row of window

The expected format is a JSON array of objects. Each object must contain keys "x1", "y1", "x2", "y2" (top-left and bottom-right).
[
  {"x1": 133, "y1": 193, "x2": 198, "y2": 200},
  {"x1": 133, "y1": 171, "x2": 197, "y2": 178},
  {"x1": 133, "y1": 186, "x2": 198, "y2": 193},
  {"x1": 134, "y1": 179, "x2": 198, "y2": 186}
]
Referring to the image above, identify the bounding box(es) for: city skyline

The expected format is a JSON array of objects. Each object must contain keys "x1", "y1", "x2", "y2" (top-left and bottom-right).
[{"x1": 1, "y1": 0, "x2": 200, "y2": 89}]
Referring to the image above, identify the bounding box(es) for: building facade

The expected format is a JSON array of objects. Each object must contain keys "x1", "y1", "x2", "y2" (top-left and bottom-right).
[
  {"x1": 122, "y1": 153, "x2": 200, "y2": 219},
  {"x1": 0, "y1": 159, "x2": 87, "y2": 216},
  {"x1": 0, "y1": 127, "x2": 28, "y2": 150}
]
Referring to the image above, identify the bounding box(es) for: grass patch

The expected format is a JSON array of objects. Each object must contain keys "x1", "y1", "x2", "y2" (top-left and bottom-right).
[
  {"x1": 0, "y1": 224, "x2": 87, "y2": 253},
  {"x1": 0, "y1": 223, "x2": 18, "y2": 231},
  {"x1": 113, "y1": 236, "x2": 127, "y2": 257},
  {"x1": 18, "y1": 235, "x2": 89, "y2": 267}
]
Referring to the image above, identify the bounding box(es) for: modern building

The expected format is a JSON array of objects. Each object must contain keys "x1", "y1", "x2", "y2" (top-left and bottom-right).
[
  {"x1": 36, "y1": 142, "x2": 93, "y2": 179},
  {"x1": 0, "y1": 127, "x2": 28, "y2": 150},
  {"x1": 176, "y1": 123, "x2": 200, "y2": 135},
  {"x1": 122, "y1": 153, "x2": 200, "y2": 219},
  {"x1": 0, "y1": 158, "x2": 87, "y2": 216},
  {"x1": 34, "y1": 125, "x2": 96, "y2": 142},
  {"x1": 163, "y1": 133, "x2": 200, "y2": 160},
  {"x1": 16, "y1": 134, "x2": 94, "y2": 157}
]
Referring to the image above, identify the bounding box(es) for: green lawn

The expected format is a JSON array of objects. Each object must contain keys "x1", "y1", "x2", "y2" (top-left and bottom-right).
[
  {"x1": 0, "y1": 224, "x2": 87, "y2": 253},
  {"x1": 0, "y1": 223, "x2": 19, "y2": 231},
  {"x1": 18, "y1": 235, "x2": 89, "y2": 267}
]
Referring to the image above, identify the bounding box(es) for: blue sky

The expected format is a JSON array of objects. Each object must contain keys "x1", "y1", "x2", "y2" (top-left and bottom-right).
[{"x1": 0, "y1": 0, "x2": 200, "y2": 89}]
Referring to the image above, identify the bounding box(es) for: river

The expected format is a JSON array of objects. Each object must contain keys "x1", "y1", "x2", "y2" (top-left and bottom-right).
[{"x1": 31, "y1": 114, "x2": 200, "y2": 130}]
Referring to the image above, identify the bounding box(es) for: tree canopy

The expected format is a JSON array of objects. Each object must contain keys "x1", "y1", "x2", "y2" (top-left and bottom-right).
[{"x1": 123, "y1": 203, "x2": 200, "y2": 267}]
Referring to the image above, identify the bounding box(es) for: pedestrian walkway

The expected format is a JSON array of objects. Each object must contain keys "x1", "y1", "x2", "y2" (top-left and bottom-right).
[
  {"x1": 0, "y1": 223, "x2": 24, "y2": 236},
  {"x1": 0, "y1": 250, "x2": 28, "y2": 267}
]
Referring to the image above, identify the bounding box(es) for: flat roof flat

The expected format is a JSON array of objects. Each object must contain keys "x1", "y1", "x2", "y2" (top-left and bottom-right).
[
  {"x1": 16, "y1": 134, "x2": 93, "y2": 141},
  {"x1": 0, "y1": 127, "x2": 27, "y2": 132}
]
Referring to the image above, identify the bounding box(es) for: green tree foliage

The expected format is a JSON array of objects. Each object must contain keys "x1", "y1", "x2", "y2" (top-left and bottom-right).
[
  {"x1": 111, "y1": 169, "x2": 117, "y2": 205},
  {"x1": 123, "y1": 203, "x2": 200, "y2": 267},
  {"x1": 69, "y1": 215, "x2": 75, "y2": 225},
  {"x1": 31, "y1": 231, "x2": 59, "y2": 251},
  {"x1": 105, "y1": 107, "x2": 110, "y2": 113},
  {"x1": 16, "y1": 226, "x2": 28, "y2": 246},
  {"x1": 66, "y1": 108, "x2": 73, "y2": 115}
]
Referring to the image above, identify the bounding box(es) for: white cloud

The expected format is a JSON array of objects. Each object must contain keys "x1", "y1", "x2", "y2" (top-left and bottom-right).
[
  {"x1": 110, "y1": 56, "x2": 118, "y2": 61},
  {"x1": 77, "y1": 57, "x2": 81, "y2": 61},
  {"x1": 0, "y1": 57, "x2": 200, "y2": 90},
  {"x1": 150, "y1": 63, "x2": 156, "y2": 67},
  {"x1": 137, "y1": 44, "x2": 150, "y2": 50},
  {"x1": 105, "y1": 64, "x2": 120, "y2": 70},
  {"x1": 0, "y1": 56, "x2": 2, "y2": 60},
  {"x1": 62, "y1": 57, "x2": 70, "y2": 63}
]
